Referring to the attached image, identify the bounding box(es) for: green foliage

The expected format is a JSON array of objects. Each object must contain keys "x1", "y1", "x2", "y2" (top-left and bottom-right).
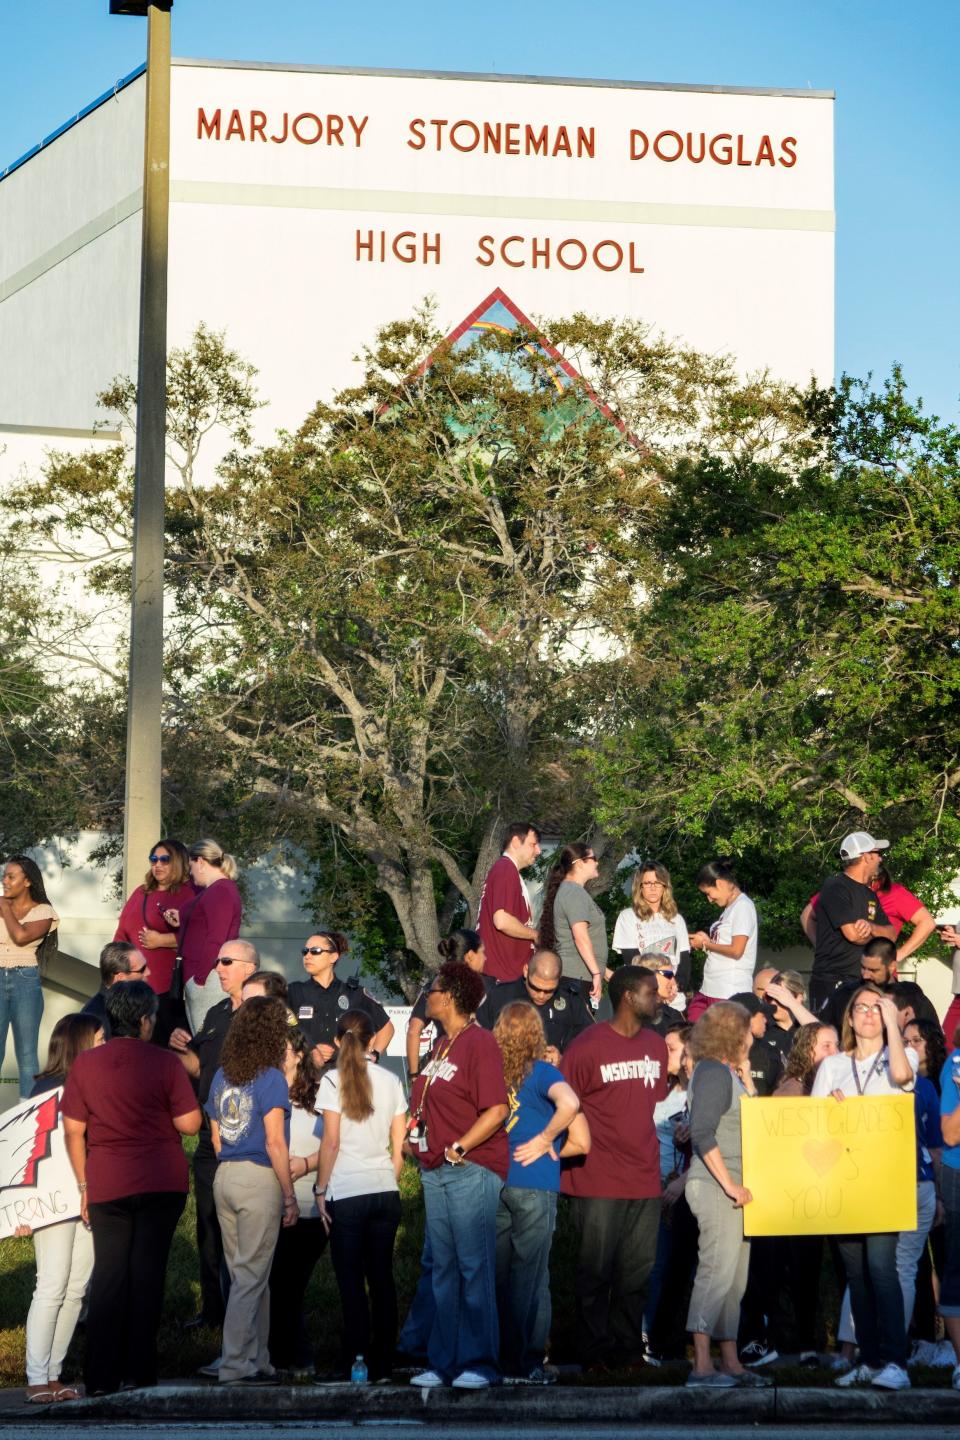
[{"x1": 589, "y1": 367, "x2": 960, "y2": 944}]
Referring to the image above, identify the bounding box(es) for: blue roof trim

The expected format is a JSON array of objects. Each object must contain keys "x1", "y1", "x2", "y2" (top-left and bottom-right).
[{"x1": 1, "y1": 63, "x2": 146, "y2": 183}]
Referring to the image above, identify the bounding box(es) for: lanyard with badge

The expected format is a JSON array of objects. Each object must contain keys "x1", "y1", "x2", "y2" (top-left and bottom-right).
[
  {"x1": 850, "y1": 1052, "x2": 885, "y2": 1095},
  {"x1": 407, "y1": 1021, "x2": 474, "y2": 1153}
]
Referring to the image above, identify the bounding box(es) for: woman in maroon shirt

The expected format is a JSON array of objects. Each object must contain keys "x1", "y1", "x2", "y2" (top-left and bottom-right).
[
  {"x1": 62, "y1": 981, "x2": 201, "y2": 1395},
  {"x1": 113, "y1": 838, "x2": 195, "y2": 1043},
  {"x1": 407, "y1": 961, "x2": 509, "y2": 1389},
  {"x1": 163, "y1": 838, "x2": 242, "y2": 1034}
]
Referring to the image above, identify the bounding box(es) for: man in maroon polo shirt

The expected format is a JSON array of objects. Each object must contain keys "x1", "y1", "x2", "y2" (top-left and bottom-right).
[
  {"x1": 476, "y1": 822, "x2": 542, "y2": 983},
  {"x1": 561, "y1": 965, "x2": 667, "y2": 1371}
]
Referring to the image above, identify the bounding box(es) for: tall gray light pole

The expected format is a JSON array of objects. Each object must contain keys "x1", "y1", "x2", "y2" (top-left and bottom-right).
[{"x1": 111, "y1": 0, "x2": 172, "y2": 899}]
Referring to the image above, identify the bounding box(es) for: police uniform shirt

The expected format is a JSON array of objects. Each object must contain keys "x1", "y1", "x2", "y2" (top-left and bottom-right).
[
  {"x1": 287, "y1": 975, "x2": 389, "y2": 1050},
  {"x1": 748, "y1": 1035, "x2": 783, "y2": 1096},
  {"x1": 480, "y1": 976, "x2": 593, "y2": 1053},
  {"x1": 186, "y1": 997, "x2": 235, "y2": 1107}
]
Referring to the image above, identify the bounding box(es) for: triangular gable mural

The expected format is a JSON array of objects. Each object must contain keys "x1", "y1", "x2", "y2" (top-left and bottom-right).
[{"x1": 414, "y1": 287, "x2": 628, "y2": 435}]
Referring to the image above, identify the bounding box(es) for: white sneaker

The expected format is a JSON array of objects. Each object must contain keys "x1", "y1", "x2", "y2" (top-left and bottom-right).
[
  {"x1": 451, "y1": 1370, "x2": 493, "y2": 1389},
  {"x1": 934, "y1": 1340, "x2": 958, "y2": 1368},
  {"x1": 826, "y1": 1352, "x2": 853, "y2": 1373},
  {"x1": 952, "y1": 1363, "x2": 960, "y2": 1391},
  {"x1": 835, "y1": 1363, "x2": 879, "y2": 1387},
  {"x1": 908, "y1": 1339, "x2": 938, "y2": 1368},
  {"x1": 871, "y1": 1363, "x2": 911, "y2": 1391},
  {"x1": 410, "y1": 1369, "x2": 445, "y2": 1388}
]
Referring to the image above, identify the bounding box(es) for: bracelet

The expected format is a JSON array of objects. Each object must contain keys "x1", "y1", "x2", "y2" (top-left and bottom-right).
[
  {"x1": 77, "y1": 1181, "x2": 88, "y2": 1192},
  {"x1": 313, "y1": 1184, "x2": 327, "y2": 1197},
  {"x1": 282, "y1": 1194, "x2": 297, "y2": 1206}
]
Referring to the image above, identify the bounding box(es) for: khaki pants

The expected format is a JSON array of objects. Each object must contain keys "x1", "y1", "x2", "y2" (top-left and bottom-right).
[{"x1": 214, "y1": 1161, "x2": 282, "y2": 1381}]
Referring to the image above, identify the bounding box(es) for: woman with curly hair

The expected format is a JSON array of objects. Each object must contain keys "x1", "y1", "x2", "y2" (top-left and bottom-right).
[
  {"x1": 207, "y1": 996, "x2": 298, "y2": 1386},
  {"x1": 406, "y1": 929, "x2": 492, "y2": 1080},
  {"x1": 775, "y1": 1022, "x2": 840, "y2": 1097},
  {"x1": 613, "y1": 861, "x2": 692, "y2": 993},
  {"x1": 267, "y1": 1026, "x2": 325, "y2": 1374},
  {"x1": 406, "y1": 961, "x2": 510, "y2": 1389},
  {"x1": 538, "y1": 843, "x2": 607, "y2": 1006},
  {"x1": 684, "y1": 1000, "x2": 766, "y2": 1389},
  {"x1": 493, "y1": 1001, "x2": 588, "y2": 1383},
  {"x1": 903, "y1": 1019, "x2": 947, "y2": 1094}
]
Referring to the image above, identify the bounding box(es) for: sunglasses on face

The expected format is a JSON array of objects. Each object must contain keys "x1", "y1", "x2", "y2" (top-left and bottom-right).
[
  {"x1": 302, "y1": 946, "x2": 338, "y2": 956},
  {"x1": 127, "y1": 965, "x2": 149, "y2": 976},
  {"x1": 149, "y1": 854, "x2": 172, "y2": 864},
  {"x1": 216, "y1": 957, "x2": 242, "y2": 967},
  {"x1": 527, "y1": 979, "x2": 559, "y2": 995},
  {"x1": 658, "y1": 969, "x2": 675, "y2": 980}
]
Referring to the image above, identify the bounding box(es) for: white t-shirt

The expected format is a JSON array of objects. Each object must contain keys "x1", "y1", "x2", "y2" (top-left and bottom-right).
[
  {"x1": 702, "y1": 892, "x2": 758, "y2": 998},
  {"x1": 316, "y1": 1061, "x2": 407, "y2": 1201},
  {"x1": 290, "y1": 1103, "x2": 323, "y2": 1211},
  {"x1": 612, "y1": 908, "x2": 690, "y2": 964},
  {"x1": 811, "y1": 1046, "x2": 918, "y2": 1098}
]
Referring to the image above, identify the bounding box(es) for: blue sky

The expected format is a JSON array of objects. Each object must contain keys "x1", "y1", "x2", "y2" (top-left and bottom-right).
[{"x1": 4, "y1": 0, "x2": 959, "y2": 420}]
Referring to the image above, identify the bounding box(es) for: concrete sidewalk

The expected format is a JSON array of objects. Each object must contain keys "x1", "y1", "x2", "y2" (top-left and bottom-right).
[{"x1": 0, "y1": 1381, "x2": 956, "y2": 1425}]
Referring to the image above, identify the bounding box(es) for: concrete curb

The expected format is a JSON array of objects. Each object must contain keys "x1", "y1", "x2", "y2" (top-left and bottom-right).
[{"x1": 9, "y1": 1382, "x2": 958, "y2": 1425}]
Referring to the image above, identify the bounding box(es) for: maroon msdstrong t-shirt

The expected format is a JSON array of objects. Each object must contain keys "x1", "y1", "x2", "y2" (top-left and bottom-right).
[
  {"x1": 409, "y1": 1022, "x2": 509, "y2": 1178},
  {"x1": 477, "y1": 855, "x2": 534, "y2": 982},
  {"x1": 560, "y1": 1022, "x2": 668, "y2": 1199}
]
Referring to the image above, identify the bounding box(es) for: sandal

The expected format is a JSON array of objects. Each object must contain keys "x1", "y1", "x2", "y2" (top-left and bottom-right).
[
  {"x1": 24, "y1": 1388, "x2": 57, "y2": 1405},
  {"x1": 53, "y1": 1386, "x2": 83, "y2": 1402}
]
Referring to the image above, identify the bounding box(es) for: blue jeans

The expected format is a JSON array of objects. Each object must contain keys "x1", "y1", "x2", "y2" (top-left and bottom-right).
[
  {"x1": 0, "y1": 966, "x2": 44, "y2": 1098},
  {"x1": 495, "y1": 1185, "x2": 557, "y2": 1377},
  {"x1": 837, "y1": 1230, "x2": 906, "y2": 1367},
  {"x1": 398, "y1": 1227, "x2": 434, "y2": 1359},
  {"x1": 420, "y1": 1161, "x2": 503, "y2": 1382}
]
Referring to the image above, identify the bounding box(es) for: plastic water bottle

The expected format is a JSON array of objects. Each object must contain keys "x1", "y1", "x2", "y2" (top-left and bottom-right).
[{"x1": 351, "y1": 1355, "x2": 368, "y2": 1385}]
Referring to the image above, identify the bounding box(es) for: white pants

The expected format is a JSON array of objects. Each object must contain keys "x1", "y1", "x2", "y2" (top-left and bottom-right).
[
  {"x1": 838, "y1": 1179, "x2": 937, "y2": 1343},
  {"x1": 185, "y1": 973, "x2": 224, "y2": 1035},
  {"x1": 25, "y1": 1220, "x2": 94, "y2": 1385}
]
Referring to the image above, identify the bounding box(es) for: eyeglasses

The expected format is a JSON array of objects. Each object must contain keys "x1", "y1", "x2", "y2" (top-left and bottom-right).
[
  {"x1": 852, "y1": 1003, "x2": 882, "y2": 1016},
  {"x1": 149, "y1": 854, "x2": 171, "y2": 864},
  {"x1": 641, "y1": 880, "x2": 665, "y2": 889},
  {"x1": 302, "y1": 946, "x2": 338, "y2": 956},
  {"x1": 527, "y1": 979, "x2": 560, "y2": 996}
]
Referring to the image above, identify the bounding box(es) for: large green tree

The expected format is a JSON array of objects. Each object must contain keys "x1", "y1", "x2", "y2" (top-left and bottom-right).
[{"x1": 589, "y1": 368, "x2": 960, "y2": 943}]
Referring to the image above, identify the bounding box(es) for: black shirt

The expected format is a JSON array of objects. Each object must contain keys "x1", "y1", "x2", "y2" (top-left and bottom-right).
[
  {"x1": 82, "y1": 988, "x2": 110, "y2": 1038},
  {"x1": 478, "y1": 976, "x2": 594, "y2": 1053},
  {"x1": 764, "y1": 1023, "x2": 797, "y2": 1064},
  {"x1": 187, "y1": 997, "x2": 235, "y2": 1107},
  {"x1": 29, "y1": 1071, "x2": 66, "y2": 1098},
  {"x1": 813, "y1": 873, "x2": 890, "y2": 984},
  {"x1": 748, "y1": 1036, "x2": 783, "y2": 1096},
  {"x1": 651, "y1": 1004, "x2": 686, "y2": 1038},
  {"x1": 287, "y1": 975, "x2": 390, "y2": 1051}
]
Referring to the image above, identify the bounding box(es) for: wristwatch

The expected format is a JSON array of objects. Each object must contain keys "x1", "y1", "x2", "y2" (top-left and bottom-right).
[{"x1": 450, "y1": 1143, "x2": 467, "y2": 1162}]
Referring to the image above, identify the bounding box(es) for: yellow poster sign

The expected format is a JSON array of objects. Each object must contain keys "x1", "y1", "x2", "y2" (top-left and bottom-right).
[{"x1": 740, "y1": 1094, "x2": 917, "y2": 1237}]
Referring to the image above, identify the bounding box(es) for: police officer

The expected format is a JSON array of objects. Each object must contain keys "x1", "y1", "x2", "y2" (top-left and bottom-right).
[
  {"x1": 169, "y1": 937, "x2": 260, "y2": 1331},
  {"x1": 287, "y1": 930, "x2": 393, "y2": 1065},
  {"x1": 480, "y1": 947, "x2": 593, "y2": 1062}
]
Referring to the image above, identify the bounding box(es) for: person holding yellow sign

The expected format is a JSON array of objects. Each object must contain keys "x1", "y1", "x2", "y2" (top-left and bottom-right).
[
  {"x1": 683, "y1": 1001, "x2": 769, "y2": 1389},
  {"x1": 810, "y1": 983, "x2": 918, "y2": 1391}
]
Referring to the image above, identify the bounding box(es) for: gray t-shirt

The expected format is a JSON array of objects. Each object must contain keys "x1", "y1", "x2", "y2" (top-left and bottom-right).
[{"x1": 553, "y1": 880, "x2": 609, "y2": 980}]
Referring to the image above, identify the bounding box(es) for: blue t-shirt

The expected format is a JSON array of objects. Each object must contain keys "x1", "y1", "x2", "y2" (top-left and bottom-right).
[
  {"x1": 505, "y1": 1059, "x2": 565, "y2": 1192},
  {"x1": 915, "y1": 1076, "x2": 942, "y2": 1182},
  {"x1": 206, "y1": 1065, "x2": 291, "y2": 1166},
  {"x1": 941, "y1": 1054, "x2": 960, "y2": 1171}
]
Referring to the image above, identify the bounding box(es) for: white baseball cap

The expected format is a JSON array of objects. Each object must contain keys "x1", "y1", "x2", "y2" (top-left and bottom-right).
[{"x1": 839, "y1": 831, "x2": 890, "y2": 860}]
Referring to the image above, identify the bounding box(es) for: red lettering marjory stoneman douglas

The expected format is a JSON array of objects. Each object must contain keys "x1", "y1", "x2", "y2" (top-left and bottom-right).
[{"x1": 197, "y1": 108, "x2": 369, "y2": 145}]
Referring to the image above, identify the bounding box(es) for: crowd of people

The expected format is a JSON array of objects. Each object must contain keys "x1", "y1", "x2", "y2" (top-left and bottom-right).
[{"x1": 4, "y1": 823, "x2": 960, "y2": 1400}]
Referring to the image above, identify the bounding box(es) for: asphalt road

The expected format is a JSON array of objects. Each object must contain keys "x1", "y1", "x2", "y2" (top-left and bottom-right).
[{"x1": 2, "y1": 1427, "x2": 960, "y2": 1439}]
